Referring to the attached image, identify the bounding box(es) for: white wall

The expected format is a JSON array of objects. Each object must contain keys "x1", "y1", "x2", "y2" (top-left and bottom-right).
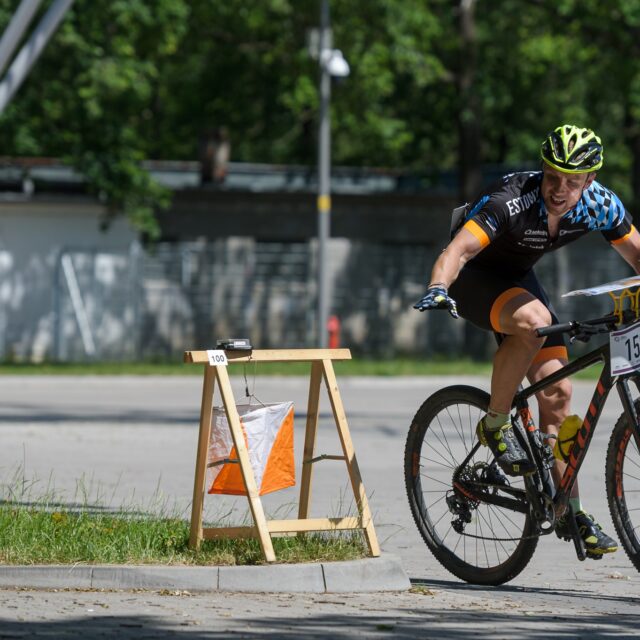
[{"x1": 0, "y1": 200, "x2": 137, "y2": 361}]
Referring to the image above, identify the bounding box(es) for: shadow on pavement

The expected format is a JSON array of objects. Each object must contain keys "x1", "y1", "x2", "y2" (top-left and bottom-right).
[
  {"x1": 0, "y1": 608, "x2": 639, "y2": 639},
  {"x1": 0, "y1": 408, "x2": 408, "y2": 428},
  {"x1": 414, "y1": 577, "x2": 640, "y2": 607},
  {"x1": 0, "y1": 407, "x2": 199, "y2": 426}
]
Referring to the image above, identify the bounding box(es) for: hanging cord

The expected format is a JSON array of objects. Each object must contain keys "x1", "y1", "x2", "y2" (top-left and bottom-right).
[{"x1": 243, "y1": 361, "x2": 266, "y2": 407}]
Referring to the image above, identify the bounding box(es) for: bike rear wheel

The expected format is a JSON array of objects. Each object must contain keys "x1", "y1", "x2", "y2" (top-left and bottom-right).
[
  {"x1": 606, "y1": 399, "x2": 640, "y2": 572},
  {"x1": 404, "y1": 385, "x2": 539, "y2": 585}
]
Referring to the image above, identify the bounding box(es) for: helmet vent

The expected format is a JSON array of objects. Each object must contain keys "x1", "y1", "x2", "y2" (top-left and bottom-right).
[{"x1": 573, "y1": 150, "x2": 588, "y2": 163}]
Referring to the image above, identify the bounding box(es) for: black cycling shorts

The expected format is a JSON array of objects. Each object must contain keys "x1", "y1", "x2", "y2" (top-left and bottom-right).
[{"x1": 449, "y1": 266, "x2": 568, "y2": 364}]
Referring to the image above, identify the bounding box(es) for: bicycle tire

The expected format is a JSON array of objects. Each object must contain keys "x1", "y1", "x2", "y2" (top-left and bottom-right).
[
  {"x1": 404, "y1": 385, "x2": 539, "y2": 585},
  {"x1": 606, "y1": 398, "x2": 640, "y2": 572}
]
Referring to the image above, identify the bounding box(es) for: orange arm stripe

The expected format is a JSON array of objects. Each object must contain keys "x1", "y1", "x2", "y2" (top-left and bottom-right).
[
  {"x1": 463, "y1": 219, "x2": 490, "y2": 248},
  {"x1": 610, "y1": 224, "x2": 636, "y2": 246},
  {"x1": 531, "y1": 345, "x2": 568, "y2": 365},
  {"x1": 489, "y1": 287, "x2": 529, "y2": 333}
]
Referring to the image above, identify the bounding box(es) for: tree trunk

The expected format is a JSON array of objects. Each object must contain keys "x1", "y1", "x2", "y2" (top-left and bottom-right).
[
  {"x1": 457, "y1": 0, "x2": 486, "y2": 358},
  {"x1": 457, "y1": 0, "x2": 482, "y2": 205}
]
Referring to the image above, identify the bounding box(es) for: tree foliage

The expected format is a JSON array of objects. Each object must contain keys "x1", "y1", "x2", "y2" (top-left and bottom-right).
[
  {"x1": 0, "y1": 0, "x2": 640, "y2": 232},
  {"x1": 0, "y1": 0, "x2": 190, "y2": 236}
]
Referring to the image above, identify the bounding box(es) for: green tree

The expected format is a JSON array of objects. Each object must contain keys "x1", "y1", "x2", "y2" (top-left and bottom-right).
[
  {"x1": 1, "y1": 0, "x2": 640, "y2": 233},
  {"x1": 473, "y1": 1, "x2": 638, "y2": 205},
  {"x1": 0, "y1": 0, "x2": 190, "y2": 237}
]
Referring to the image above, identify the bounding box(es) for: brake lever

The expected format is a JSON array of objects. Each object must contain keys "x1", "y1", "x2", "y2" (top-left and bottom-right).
[{"x1": 569, "y1": 322, "x2": 612, "y2": 344}]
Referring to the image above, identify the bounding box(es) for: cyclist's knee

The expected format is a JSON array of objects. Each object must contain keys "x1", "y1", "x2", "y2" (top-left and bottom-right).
[
  {"x1": 501, "y1": 300, "x2": 551, "y2": 344},
  {"x1": 537, "y1": 377, "x2": 572, "y2": 416},
  {"x1": 515, "y1": 307, "x2": 552, "y2": 346}
]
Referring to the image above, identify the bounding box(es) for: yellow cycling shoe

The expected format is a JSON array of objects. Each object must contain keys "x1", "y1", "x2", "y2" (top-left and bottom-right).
[{"x1": 476, "y1": 418, "x2": 536, "y2": 477}]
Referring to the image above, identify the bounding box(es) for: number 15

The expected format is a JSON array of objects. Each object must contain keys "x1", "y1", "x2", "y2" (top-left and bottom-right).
[{"x1": 625, "y1": 335, "x2": 640, "y2": 360}]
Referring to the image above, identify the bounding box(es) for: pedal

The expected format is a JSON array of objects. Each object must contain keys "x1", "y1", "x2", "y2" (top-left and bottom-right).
[
  {"x1": 480, "y1": 461, "x2": 509, "y2": 487},
  {"x1": 585, "y1": 551, "x2": 604, "y2": 561}
]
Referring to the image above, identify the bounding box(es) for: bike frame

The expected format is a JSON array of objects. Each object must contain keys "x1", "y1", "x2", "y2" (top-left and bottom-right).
[
  {"x1": 450, "y1": 315, "x2": 640, "y2": 560},
  {"x1": 514, "y1": 339, "x2": 640, "y2": 514}
]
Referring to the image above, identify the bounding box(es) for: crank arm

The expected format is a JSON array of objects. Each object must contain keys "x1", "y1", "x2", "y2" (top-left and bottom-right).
[
  {"x1": 523, "y1": 474, "x2": 555, "y2": 533},
  {"x1": 566, "y1": 505, "x2": 586, "y2": 562}
]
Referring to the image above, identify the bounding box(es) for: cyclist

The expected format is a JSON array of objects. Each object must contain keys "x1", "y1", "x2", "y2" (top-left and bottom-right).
[{"x1": 414, "y1": 124, "x2": 640, "y2": 557}]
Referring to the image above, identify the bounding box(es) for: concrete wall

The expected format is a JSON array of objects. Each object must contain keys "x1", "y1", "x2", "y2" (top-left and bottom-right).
[
  {"x1": 0, "y1": 200, "x2": 137, "y2": 360},
  {"x1": 0, "y1": 195, "x2": 632, "y2": 362}
]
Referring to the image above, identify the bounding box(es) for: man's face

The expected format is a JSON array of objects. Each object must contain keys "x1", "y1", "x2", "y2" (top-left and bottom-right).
[{"x1": 541, "y1": 163, "x2": 595, "y2": 217}]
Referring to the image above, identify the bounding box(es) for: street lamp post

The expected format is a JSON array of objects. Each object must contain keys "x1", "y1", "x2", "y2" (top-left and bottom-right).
[
  {"x1": 317, "y1": 0, "x2": 331, "y2": 348},
  {"x1": 316, "y1": 0, "x2": 349, "y2": 347}
]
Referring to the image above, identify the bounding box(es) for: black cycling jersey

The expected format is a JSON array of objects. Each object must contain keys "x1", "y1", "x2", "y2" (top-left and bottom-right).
[{"x1": 457, "y1": 171, "x2": 633, "y2": 273}]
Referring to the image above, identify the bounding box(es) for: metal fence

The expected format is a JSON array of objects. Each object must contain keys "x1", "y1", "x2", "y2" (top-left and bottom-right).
[
  {"x1": 53, "y1": 240, "x2": 315, "y2": 361},
  {"x1": 50, "y1": 235, "x2": 630, "y2": 362}
]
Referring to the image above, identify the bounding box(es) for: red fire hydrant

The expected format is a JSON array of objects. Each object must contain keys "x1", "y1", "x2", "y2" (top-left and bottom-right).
[{"x1": 327, "y1": 315, "x2": 341, "y2": 349}]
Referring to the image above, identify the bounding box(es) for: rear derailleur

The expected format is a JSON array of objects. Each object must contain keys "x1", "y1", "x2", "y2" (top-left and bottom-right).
[{"x1": 448, "y1": 461, "x2": 510, "y2": 533}]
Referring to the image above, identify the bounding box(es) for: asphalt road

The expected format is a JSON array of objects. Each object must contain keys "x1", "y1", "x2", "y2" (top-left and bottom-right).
[{"x1": 1, "y1": 373, "x2": 639, "y2": 638}]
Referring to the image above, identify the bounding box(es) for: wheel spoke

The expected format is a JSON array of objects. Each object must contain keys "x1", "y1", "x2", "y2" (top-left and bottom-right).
[
  {"x1": 421, "y1": 448, "x2": 456, "y2": 471},
  {"x1": 420, "y1": 472, "x2": 455, "y2": 490},
  {"x1": 623, "y1": 471, "x2": 640, "y2": 484}
]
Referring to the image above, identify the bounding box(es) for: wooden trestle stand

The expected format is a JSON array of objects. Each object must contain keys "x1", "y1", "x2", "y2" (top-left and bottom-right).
[{"x1": 183, "y1": 348, "x2": 381, "y2": 562}]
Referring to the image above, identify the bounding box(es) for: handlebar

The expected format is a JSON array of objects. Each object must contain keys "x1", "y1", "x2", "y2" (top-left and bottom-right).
[
  {"x1": 536, "y1": 312, "x2": 629, "y2": 343},
  {"x1": 536, "y1": 322, "x2": 576, "y2": 338}
]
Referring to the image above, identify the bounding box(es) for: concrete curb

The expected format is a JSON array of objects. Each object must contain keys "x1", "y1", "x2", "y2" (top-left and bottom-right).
[{"x1": 0, "y1": 554, "x2": 410, "y2": 593}]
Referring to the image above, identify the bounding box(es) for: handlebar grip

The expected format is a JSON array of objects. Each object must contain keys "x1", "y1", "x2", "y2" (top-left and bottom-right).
[{"x1": 536, "y1": 322, "x2": 574, "y2": 337}]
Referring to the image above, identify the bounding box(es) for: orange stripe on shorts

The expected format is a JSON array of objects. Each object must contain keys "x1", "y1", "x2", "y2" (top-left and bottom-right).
[
  {"x1": 531, "y1": 345, "x2": 568, "y2": 365},
  {"x1": 463, "y1": 220, "x2": 490, "y2": 248},
  {"x1": 489, "y1": 287, "x2": 529, "y2": 333}
]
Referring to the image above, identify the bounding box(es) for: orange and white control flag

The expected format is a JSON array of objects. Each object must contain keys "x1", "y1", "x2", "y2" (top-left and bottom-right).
[{"x1": 206, "y1": 402, "x2": 295, "y2": 496}]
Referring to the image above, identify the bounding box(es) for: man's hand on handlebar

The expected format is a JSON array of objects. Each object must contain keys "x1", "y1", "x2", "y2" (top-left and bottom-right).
[{"x1": 413, "y1": 285, "x2": 459, "y2": 318}]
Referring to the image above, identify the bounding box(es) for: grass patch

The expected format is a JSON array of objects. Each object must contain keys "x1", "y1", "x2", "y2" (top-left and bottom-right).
[
  {"x1": 0, "y1": 471, "x2": 368, "y2": 566},
  {"x1": 0, "y1": 358, "x2": 495, "y2": 377},
  {"x1": 0, "y1": 503, "x2": 368, "y2": 566},
  {"x1": 0, "y1": 357, "x2": 604, "y2": 379}
]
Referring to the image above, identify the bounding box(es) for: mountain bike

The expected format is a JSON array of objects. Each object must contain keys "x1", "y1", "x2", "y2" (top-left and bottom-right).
[{"x1": 405, "y1": 295, "x2": 640, "y2": 585}]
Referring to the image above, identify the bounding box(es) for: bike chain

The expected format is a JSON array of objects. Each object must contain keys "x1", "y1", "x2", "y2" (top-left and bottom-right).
[{"x1": 450, "y1": 478, "x2": 556, "y2": 543}]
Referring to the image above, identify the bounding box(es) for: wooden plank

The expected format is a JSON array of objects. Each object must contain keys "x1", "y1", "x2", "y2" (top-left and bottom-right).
[
  {"x1": 321, "y1": 359, "x2": 381, "y2": 557},
  {"x1": 189, "y1": 365, "x2": 216, "y2": 550},
  {"x1": 203, "y1": 526, "x2": 258, "y2": 540},
  {"x1": 202, "y1": 517, "x2": 363, "y2": 540},
  {"x1": 215, "y1": 365, "x2": 277, "y2": 562},
  {"x1": 184, "y1": 348, "x2": 352, "y2": 364},
  {"x1": 298, "y1": 361, "x2": 322, "y2": 520},
  {"x1": 268, "y1": 517, "x2": 362, "y2": 533}
]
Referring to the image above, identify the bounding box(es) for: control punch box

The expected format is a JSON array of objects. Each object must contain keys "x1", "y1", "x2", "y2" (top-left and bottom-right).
[{"x1": 216, "y1": 338, "x2": 253, "y2": 350}]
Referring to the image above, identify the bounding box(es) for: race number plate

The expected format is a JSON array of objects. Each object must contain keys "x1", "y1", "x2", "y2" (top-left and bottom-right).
[
  {"x1": 610, "y1": 320, "x2": 640, "y2": 375},
  {"x1": 206, "y1": 349, "x2": 229, "y2": 366}
]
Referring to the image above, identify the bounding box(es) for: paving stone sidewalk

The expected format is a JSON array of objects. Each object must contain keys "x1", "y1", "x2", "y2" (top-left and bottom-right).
[{"x1": 1, "y1": 580, "x2": 639, "y2": 639}]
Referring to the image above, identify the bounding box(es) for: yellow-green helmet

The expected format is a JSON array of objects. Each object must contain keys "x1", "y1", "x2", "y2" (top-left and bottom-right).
[{"x1": 540, "y1": 124, "x2": 603, "y2": 173}]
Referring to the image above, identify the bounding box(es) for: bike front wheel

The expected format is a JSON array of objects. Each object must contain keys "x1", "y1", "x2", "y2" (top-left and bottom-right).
[
  {"x1": 404, "y1": 385, "x2": 539, "y2": 585},
  {"x1": 606, "y1": 399, "x2": 640, "y2": 573}
]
